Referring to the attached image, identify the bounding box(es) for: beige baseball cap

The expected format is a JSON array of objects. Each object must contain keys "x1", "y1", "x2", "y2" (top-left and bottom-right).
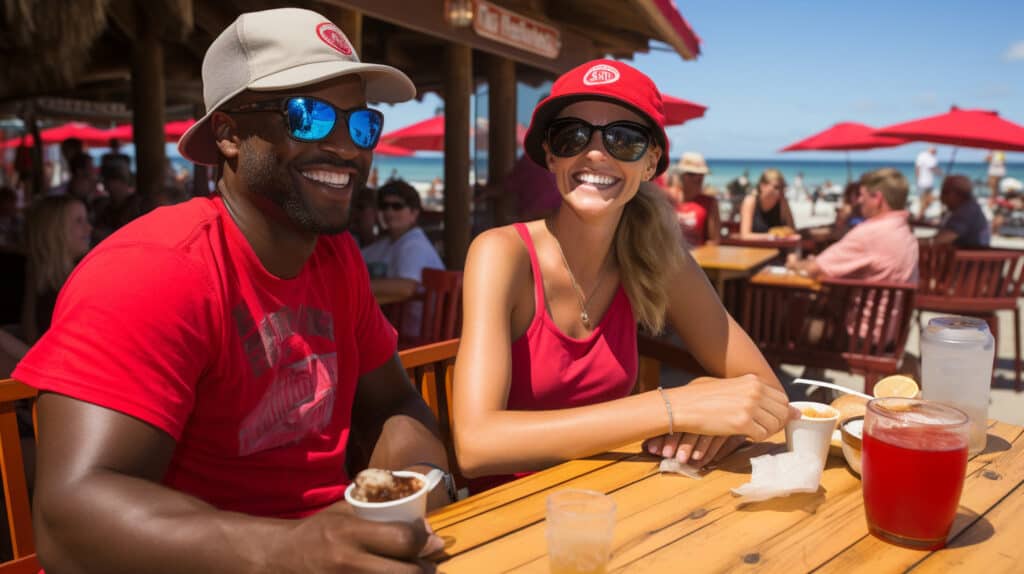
[
  {"x1": 678, "y1": 152, "x2": 709, "y2": 175},
  {"x1": 178, "y1": 7, "x2": 416, "y2": 166}
]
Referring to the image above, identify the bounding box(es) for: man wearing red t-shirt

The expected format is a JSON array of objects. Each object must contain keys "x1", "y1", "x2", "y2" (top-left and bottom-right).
[
  {"x1": 14, "y1": 8, "x2": 450, "y2": 573},
  {"x1": 670, "y1": 152, "x2": 720, "y2": 246}
]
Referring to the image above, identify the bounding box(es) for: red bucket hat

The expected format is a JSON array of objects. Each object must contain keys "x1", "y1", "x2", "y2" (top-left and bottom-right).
[{"x1": 523, "y1": 59, "x2": 669, "y2": 178}]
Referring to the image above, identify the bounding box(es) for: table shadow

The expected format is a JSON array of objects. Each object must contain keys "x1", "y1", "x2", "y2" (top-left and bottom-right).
[
  {"x1": 980, "y1": 433, "x2": 1011, "y2": 456},
  {"x1": 946, "y1": 507, "x2": 994, "y2": 549}
]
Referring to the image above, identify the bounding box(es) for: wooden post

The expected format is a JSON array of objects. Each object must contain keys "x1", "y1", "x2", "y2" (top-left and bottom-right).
[
  {"x1": 191, "y1": 103, "x2": 208, "y2": 196},
  {"x1": 487, "y1": 55, "x2": 516, "y2": 225},
  {"x1": 442, "y1": 43, "x2": 472, "y2": 270},
  {"x1": 26, "y1": 112, "x2": 44, "y2": 198},
  {"x1": 130, "y1": 10, "x2": 167, "y2": 204},
  {"x1": 333, "y1": 8, "x2": 363, "y2": 55}
]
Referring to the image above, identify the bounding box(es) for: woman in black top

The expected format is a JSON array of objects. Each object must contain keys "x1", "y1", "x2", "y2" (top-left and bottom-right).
[{"x1": 739, "y1": 168, "x2": 797, "y2": 239}]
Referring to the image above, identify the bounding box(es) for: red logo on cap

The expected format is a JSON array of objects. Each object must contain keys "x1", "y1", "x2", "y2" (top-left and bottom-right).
[
  {"x1": 316, "y1": 22, "x2": 353, "y2": 56},
  {"x1": 582, "y1": 64, "x2": 620, "y2": 86}
]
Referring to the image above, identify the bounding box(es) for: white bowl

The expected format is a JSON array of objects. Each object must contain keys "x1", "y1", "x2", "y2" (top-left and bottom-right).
[
  {"x1": 344, "y1": 470, "x2": 430, "y2": 523},
  {"x1": 839, "y1": 416, "x2": 864, "y2": 476}
]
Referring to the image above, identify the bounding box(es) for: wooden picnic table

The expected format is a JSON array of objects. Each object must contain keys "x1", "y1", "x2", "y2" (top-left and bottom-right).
[
  {"x1": 375, "y1": 292, "x2": 412, "y2": 306},
  {"x1": 690, "y1": 244, "x2": 780, "y2": 296},
  {"x1": 429, "y1": 420, "x2": 1024, "y2": 573}
]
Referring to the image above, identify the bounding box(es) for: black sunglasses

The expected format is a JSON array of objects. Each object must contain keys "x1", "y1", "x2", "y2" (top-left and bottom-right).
[
  {"x1": 379, "y1": 201, "x2": 408, "y2": 211},
  {"x1": 545, "y1": 117, "x2": 653, "y2": 162},
  {"x1": 222, "y1": 96, "x2": 384, "y2": 149}
]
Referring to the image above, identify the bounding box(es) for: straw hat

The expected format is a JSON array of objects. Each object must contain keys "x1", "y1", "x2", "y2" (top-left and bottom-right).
[{"x1": 677, "y1": 152, "x2": 709, "y2": 175}]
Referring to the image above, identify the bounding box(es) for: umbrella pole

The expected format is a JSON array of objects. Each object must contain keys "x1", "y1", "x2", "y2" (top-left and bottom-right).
[
  {"x1": 846, "y1": 152, "x2": 852, "y2": 183},
  {"x1": 947, "y1": 147, "x2": 958, "y2": 174}
]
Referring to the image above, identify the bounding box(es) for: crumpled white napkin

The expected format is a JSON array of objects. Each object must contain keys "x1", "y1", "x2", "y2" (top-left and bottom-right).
[
  {"x1": 659, "y1": 457, "x2": 704, "y2": 479},
  {"x1": 731, "y1": 451, "x2": 822, "y2": 502}
]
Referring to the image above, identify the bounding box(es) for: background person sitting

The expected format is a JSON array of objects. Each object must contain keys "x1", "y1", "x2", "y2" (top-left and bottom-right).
[
  {"x1": 739, "y1": 168, "x2": 797, "y2": 239},
  {"x1": 93, "y1": 163, "x2": 143, "y2": 243},
  {"x1": 933, "y1": 174, "x2": 990, "y2": 248},
  {"x1": 831, "y1": 180, "x2": 865, "y2": 240},
  {"x1": 669, "y1": 152, "x2": 720, "y2": 246},
  {"x1": 361, "y1": 179, "x2": 445, "y2": 338},
  {"x1": 21, "y1": 195, "x2": 93, "y2": 343},
  {"x1": 786, "y1": 168, "x2": 918, "y2": 284}
]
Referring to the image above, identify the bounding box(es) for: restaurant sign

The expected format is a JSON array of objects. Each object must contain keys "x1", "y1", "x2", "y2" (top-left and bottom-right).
[{"x1": 473, "y1": 1, "x2": 561, "y2": 59}]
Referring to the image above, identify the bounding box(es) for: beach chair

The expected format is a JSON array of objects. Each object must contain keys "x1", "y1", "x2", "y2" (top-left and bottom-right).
[
  {"x1": 0, "y1": 378, "x2": 39, "y2": 573},
  {"x1": 741, "y1": 277, "x2": 916, "y2": 396}
]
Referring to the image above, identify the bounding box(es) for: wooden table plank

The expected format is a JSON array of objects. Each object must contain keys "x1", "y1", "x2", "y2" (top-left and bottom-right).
[
  {"x1": 749, "y1": 266, "x2": 822, "y2": 290},
  {"x1": 691, "y1": 244, "x2": 779, "y2": 271}
]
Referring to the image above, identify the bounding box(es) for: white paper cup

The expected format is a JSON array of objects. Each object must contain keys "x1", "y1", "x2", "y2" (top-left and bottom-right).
[
  {"x1": 344, "y1": 470, "x2": 430, "y2": 523},
  {"x1": 786, "y1": 401, "x2": 840, "y2": 472}
]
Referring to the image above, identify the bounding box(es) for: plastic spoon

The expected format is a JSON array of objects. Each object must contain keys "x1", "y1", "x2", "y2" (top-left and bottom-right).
[
  {"x1": 423, "y1": 468, "x2": 445, "y2": 492},
  {"x1": 793, "y1": 378, "x2": 873, "y2": 401}
]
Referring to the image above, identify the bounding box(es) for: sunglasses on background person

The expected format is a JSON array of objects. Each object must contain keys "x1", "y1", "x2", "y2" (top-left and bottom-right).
[
  {"x1": 223, "y1": 97, "x2": 384, "y2": 149},
  {"x1": 378, "y1": 200, "x2": 408, "y2": 211},
  {"x1": 545, "y1": 117, "x2": 653, "y2": 162}
]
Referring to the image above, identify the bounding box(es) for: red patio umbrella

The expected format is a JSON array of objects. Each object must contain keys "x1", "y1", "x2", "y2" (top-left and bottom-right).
[
  {"x1": 662, "y1": 95, "x2": 707, "y2": 126},
  {"x1": 375, "y1": 143, "x2": 415, "y2": 157},
  {"x1": 103, "y1": 119, "x2": 198, "y2": 143},
  {"x1": 1, "y1": 122, "x2": 111, "y2": 148},
  {"x1": 781, "y1": 122, "x2": 908, "y2": 152},
  {"x1": 780, "y1": 122, "x2": 909, "y2": 181},
  {"x1": 381, "y1": 116, "x2": 448, "y2": 151},
  {"x1": 875, "y1": 107, "x2": 1024, "y2": 152}
]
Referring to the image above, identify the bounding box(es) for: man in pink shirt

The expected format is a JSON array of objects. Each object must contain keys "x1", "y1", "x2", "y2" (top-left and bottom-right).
[{"x1": 786, "y1": 168, "x2": 918, "y2": 283}]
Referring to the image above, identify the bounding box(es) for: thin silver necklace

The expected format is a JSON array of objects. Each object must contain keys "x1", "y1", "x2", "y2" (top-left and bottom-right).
[{"x1": 550, "y1": 229, "x2": 607, "y2": 329}]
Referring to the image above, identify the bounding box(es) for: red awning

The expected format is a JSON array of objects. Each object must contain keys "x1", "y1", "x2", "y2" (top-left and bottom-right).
[
  {"x1": 1, "y1": 122, "x2": 111, "y2": 148},
  {"x1": 875, "y1": 107, "x2": 1024, "y2": 152},
  {"x1": 375, "y1": 143, "x2": 416, "y2": 157},
  {"x1": 648, "y1": 0, "x2": 702, "y2": 60},
  {"x1": 781, "y1": 122, "x2": 908, "y2": 152},
  {"x1": 103, "y1": 119, "x2": 197, "y2": 143},
  {"x1": 382, "y1": 116, "x2": 526, "y2": 152}
]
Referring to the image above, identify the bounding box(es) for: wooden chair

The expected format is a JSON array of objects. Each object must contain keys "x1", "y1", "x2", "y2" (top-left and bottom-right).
[
  {"x1": 387, "y1": 269, "x2": 464, "y2": 349},
  {"x1": 915, "y1": 246, "x2": 1024, "y2": 390},
  {"x1": 0, "y1": 378, "x2": 39, "y2": 573},
  {"x1": 741, "y1": 277, "x2": 916, "y2": 396},
  {"x1": 398, "y1": 338, "x2": 462, "y2": 488},
  {"x1": 636, "y1": 333, "x2": 707, "y2": 393}
]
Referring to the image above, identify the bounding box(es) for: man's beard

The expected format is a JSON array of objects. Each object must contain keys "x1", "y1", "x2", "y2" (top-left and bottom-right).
[{"x1": 239, "y1": 141, "x2": 361, "y2": 235}]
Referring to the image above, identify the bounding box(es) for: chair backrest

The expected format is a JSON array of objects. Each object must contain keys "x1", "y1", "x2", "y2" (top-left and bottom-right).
[
  {"x1": 418, "y1": 269, "x2": 464, "y2": 345},
  {"x1": 741, "y1": 278, "x2": 916, "y2": 383},
  {"x1": 387, "y1": 269, "x2": 464, "y2": 349},
  {"x1": 924, "y1": 249, "x2": 1024, "y2": 304},
  {"x1": 0, "y1": 379, "x2": 39, "y2": 573},
  {"x1": 398, "y1": 338, "x2": 461, "y2": 487},
  {"x1": 917, "y1": 240, "x2": 957, "y2": 294}
]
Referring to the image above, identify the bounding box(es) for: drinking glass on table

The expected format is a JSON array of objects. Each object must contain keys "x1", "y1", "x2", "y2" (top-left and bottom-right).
[
  {"x1": 862, "y1": 398, "x2": 969, "y2": 550},
  {"x1": 546, "y1": 490, "x2": 616, "y2": 574}
]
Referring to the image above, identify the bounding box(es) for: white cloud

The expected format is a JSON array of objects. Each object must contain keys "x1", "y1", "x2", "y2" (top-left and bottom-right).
[{"x1": 1005, "y1": 41, "x2": 1024, "y2": 61}]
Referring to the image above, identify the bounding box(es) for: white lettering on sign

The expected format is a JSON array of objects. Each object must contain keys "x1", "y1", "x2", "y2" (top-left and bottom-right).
[{"x1": 473, "y1": 0, "x2": 561, "y2": 59}]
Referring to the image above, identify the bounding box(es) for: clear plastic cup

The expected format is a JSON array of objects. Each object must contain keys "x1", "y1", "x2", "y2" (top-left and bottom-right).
[{"x1": 546, "y1": 489, "x2": 616, "y2": 574}]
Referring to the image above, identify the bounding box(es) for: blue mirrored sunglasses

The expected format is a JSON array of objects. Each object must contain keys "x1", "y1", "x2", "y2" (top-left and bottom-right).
[{"x1": 223, "y1": 97, "x2": 384, "y2": 149}]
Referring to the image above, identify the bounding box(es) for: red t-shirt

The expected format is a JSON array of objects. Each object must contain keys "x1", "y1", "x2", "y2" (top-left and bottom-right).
[
  {"x1": 14, "y1": 196, "x2": 397, "y2": 518},
  {"x1": 676, "y1": 195, "x2": 716, "y2": 246}
]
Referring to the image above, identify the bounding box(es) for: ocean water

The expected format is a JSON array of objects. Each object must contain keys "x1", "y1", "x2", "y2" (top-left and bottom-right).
[{"x1": 371, "y1": 154, "x2": 1024, "y2": 198}]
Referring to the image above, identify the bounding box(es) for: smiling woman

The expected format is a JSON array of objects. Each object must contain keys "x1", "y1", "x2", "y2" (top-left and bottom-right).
[{"x1": 451, "y1": 59, "x2": 797, "y2": 494}]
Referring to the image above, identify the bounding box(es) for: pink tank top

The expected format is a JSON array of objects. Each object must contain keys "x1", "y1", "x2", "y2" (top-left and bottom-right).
[{"x1": 469, "y1": 223, "x2": 638, "y2": 493}]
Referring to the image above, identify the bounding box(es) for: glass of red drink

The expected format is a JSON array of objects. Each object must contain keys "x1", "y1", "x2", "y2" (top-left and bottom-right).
[{"x1": 862, "y1": 398, "x2": 969, "y2": 550}]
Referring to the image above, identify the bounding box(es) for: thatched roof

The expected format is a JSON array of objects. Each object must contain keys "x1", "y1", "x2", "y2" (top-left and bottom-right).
[{"x1": 0, "y1": 0, "x2": 700, "y2": 119}]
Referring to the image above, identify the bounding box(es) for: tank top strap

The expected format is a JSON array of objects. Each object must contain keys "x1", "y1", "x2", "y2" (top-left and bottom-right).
[{"x1": 512, "y1": 223, "x2": 547, "y2": 315}]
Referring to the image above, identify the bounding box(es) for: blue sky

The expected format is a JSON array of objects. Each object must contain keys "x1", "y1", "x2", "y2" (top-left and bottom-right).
[{"x1": 380, "y1": 0, "x2": 1024, "y2": 163}]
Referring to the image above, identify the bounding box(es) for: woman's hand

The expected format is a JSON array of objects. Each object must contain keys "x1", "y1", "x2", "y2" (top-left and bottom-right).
[
  {"x1": 642, "y1": 433, "x2": 745, "y2": 466},
  {"x1": 669, "y1": 374, "x2": 799, "y2": 442}
]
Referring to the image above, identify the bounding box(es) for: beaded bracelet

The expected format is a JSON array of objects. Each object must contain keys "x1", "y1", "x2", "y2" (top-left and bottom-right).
[{"x1": 657, "y1": 386, "x2": 674, "y2": 436}]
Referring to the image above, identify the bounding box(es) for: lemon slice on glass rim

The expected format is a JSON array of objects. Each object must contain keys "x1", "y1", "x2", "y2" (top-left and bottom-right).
[{"x1": 873, "y1": 375, "x2": 921, "y2": 399}]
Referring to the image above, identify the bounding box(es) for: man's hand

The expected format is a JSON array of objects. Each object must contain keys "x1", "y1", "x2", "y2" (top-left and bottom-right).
[{"x1": 267, "y1": 501, "x2": 440, "y2": 573}]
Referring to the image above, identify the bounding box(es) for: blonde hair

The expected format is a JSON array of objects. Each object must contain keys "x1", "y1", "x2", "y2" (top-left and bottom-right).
[
  {"x1": 860, "y1": 167, "x2": 909, "y2": 210},
  {"x1": 758, "y1": 168, "x2": 786, "y2": 191},
  {"x1": 26, "y1": 196, "x2": 84, "y2": 294},
  {"x1": 614, "y1": 182, "x2": 685, "y2": 333}
]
